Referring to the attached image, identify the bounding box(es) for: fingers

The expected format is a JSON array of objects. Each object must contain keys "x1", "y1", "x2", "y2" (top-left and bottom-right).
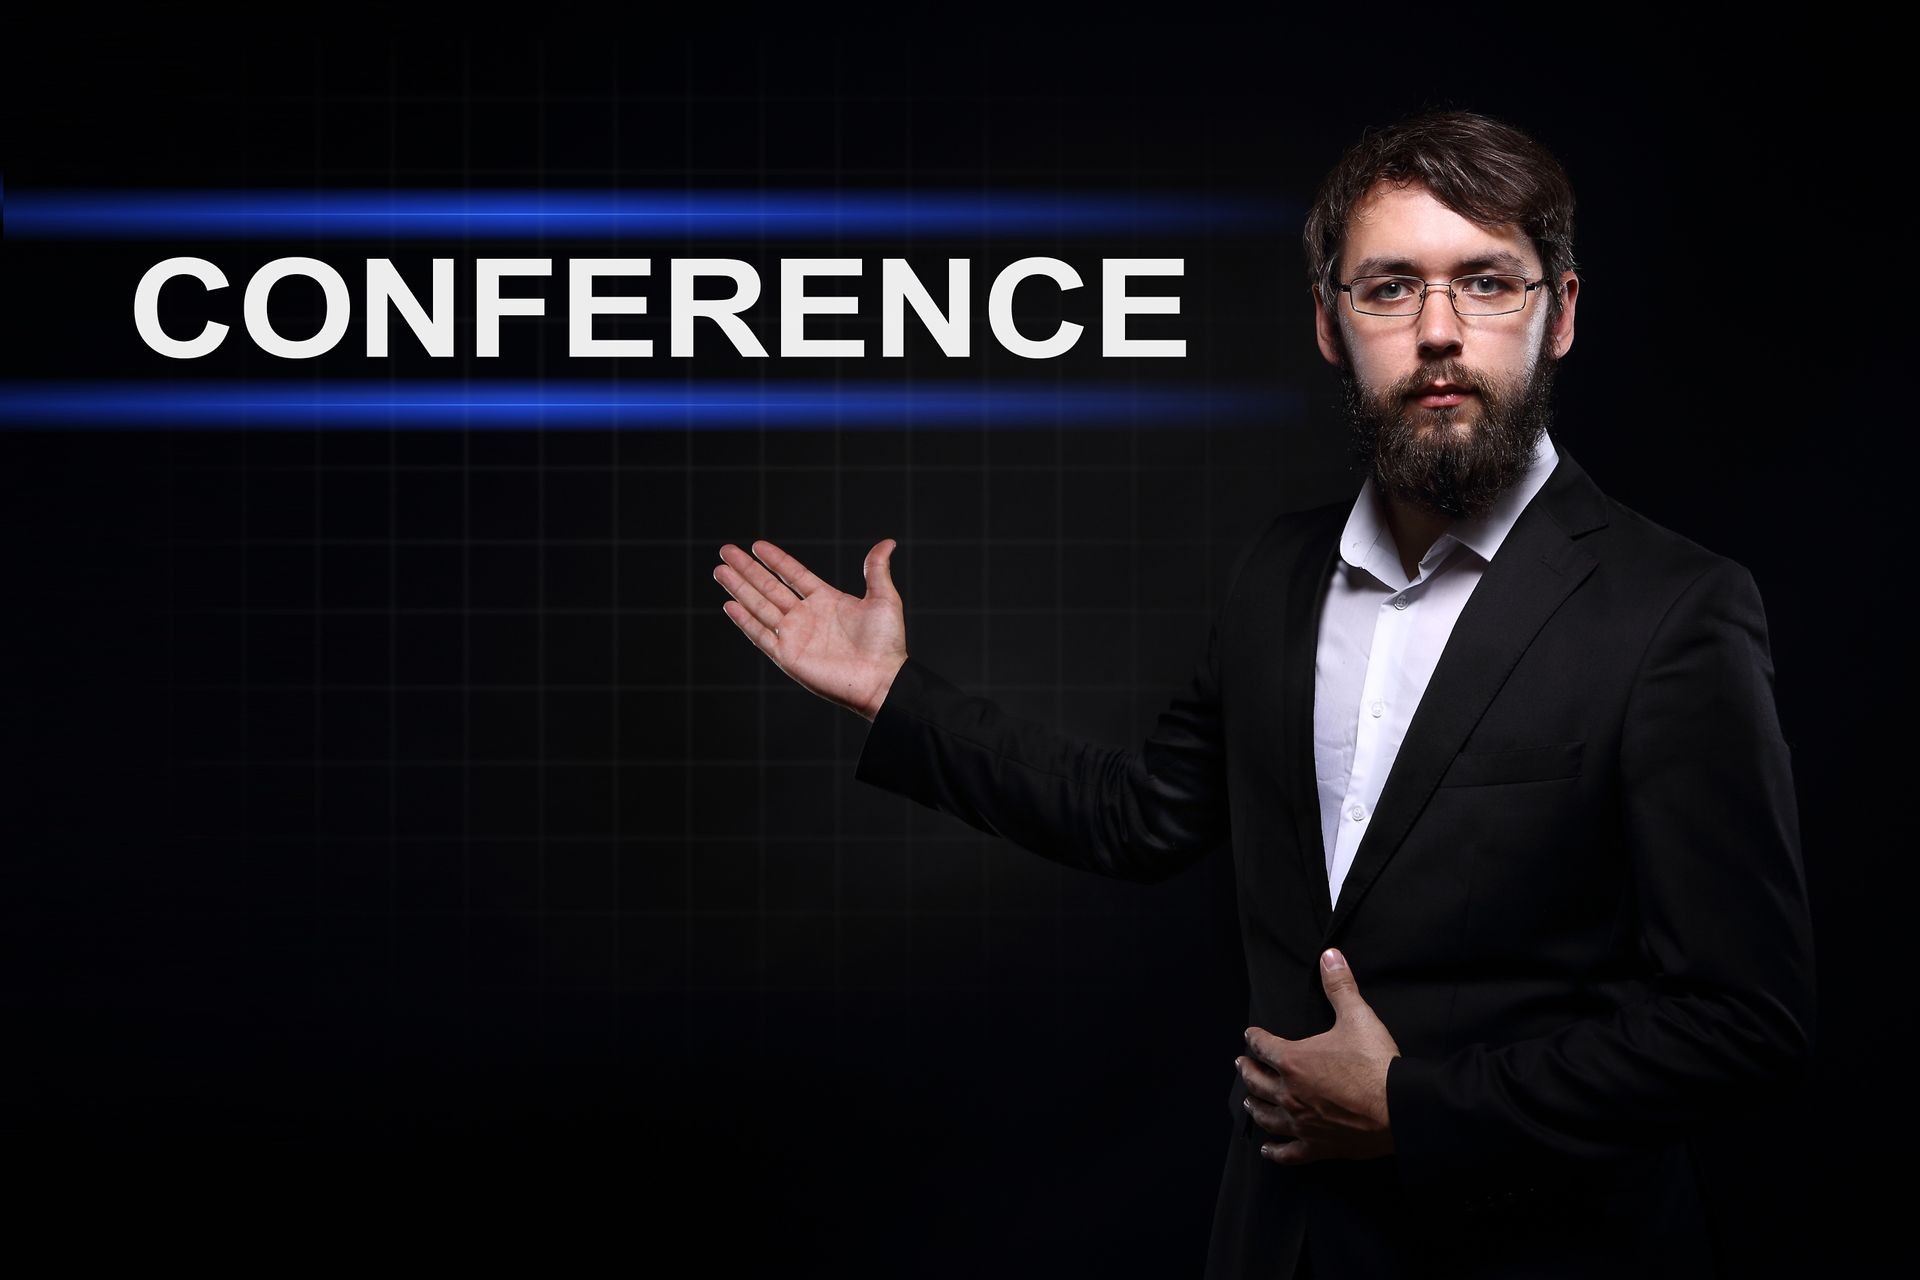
[
  {"x1": 1241, "y1": 1077, "x2": 1299, "y2": 1141},
  {"x1": 1319, "y1": 947, "x2": 1362, "y2": 1017},
  {"x1": 1237, "y1": 1046, "x2": 1307, "y2": 1158},
  {"x1": 1260, "y1": 1138, "x2": 1315, "y2": 1165},
  {"x1": 719, "y1": 599, "x2": 779, "y2": 655},
  {"x1": 714, "y1": 543, "x2": 798, "y2": 632},
  {"x1": 862, "y1": 538, "x2": 900, "y2": 601},
  {"x1": 714, "y1": 560, "x2": 786, "y2": 635},
  {"x1": 1236, "y1": 1053, "x2": 1285, "y2": 1099},
  {"x1": 1244, "y1": 1027, "x2": 1288, "y2": 1073},
  {"x1": 1237, "y1": 1048, "x2": 1304, "y2": 1146},
  {"x1": 750, "y1": 539, "x2": 829, "y2": 600}
]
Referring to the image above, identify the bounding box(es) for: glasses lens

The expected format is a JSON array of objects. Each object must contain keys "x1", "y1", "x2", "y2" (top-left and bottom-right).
[
  {"x1": 1350, "y1": 277, "x2": 1423, "y2": 315},
  {"x1": 1454, "y1": 275, "x2": 1527, "y2": 315}
]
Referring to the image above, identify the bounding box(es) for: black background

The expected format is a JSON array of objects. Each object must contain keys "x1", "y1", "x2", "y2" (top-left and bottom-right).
[{"x1": 2, "y1": 16, "x2": 1895, "y2": 1273}]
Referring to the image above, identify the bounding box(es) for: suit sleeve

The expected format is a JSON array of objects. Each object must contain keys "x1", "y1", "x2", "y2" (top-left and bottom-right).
[
  {"x1": 1385, "y1": 558, "x2": 1817, "y2": 1185},
  {"x1": 850, "y1": 534, "x2": 1263, "y2": 885}
]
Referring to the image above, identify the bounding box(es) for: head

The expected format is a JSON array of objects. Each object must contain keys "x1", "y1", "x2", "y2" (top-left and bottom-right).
[{"x1": 1304, "y1": 110, "x2": 1581, "y2": 521}]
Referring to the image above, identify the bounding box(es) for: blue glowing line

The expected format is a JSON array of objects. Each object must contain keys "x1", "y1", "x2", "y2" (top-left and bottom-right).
[
  {"x1": 7, "y1": 189, "x2": 1292, "y2": 239},
  {"x1": 0, "y1": 381, "x2": 1298, "y2": 430}
]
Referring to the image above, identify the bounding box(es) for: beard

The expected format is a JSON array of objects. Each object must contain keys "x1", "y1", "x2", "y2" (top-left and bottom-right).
[{"x1": 1336, "y1": 332, "x2": 1558, "y2": 522}]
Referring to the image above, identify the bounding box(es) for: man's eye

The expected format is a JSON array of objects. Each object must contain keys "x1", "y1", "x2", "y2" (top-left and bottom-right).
[
  {"x1": 1370, "y1": 280, "x2": 1409, "y2": 299},
  {"x1": 1463, "y1": 276, "x2": 1500, "y2": 293}
]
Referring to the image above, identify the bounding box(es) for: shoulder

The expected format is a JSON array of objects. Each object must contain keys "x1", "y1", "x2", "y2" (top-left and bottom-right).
[
  {"x1": 1594, "y1": 490, "x2": 1765, "y2": 616},
  {"x1": 1585, "y1": 493, "x2": 1776, "y2": 692},
  {"x1": 1239, "y1": 497, "x2": 1349, "y2": 565},
  {"x1": 1213, "y1": 498, "x2": 1347, "y2": 603}
]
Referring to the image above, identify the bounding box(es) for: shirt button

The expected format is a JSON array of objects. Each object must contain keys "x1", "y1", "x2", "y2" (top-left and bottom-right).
[
  {"x1": 1392, "y1": 595, "x2": 1410, "y2": 610},
  {"x1": 1349, "y1": 804, "x2": 1365, "y2": 821},
  {"x1": 1370, "y1": 700, "x2": 1384, "y2": 717}
]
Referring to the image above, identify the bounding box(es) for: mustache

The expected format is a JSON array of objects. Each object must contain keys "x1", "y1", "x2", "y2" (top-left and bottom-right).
[{"x1": 1398, "y1": 367, "x2": 1484, "y2": 398}]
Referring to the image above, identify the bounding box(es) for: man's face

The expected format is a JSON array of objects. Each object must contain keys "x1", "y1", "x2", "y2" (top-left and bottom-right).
[{"x1": 1312, "y1": 179, "x2": 1579, "y2": 521}]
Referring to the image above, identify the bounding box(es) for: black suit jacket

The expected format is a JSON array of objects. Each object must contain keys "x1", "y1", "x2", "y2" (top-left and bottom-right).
[{"x1": 852, "y1": 440, "x2": 1816, "y2": 1278}]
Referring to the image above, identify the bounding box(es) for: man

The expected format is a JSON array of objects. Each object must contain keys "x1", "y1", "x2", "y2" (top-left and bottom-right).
[{"x1": 709, "y1": 109, "x2": 1815, "y2": 1278}]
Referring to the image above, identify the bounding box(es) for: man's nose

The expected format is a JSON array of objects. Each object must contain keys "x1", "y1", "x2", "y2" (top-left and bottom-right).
[{"x1": 1414, "y1": 285, "x2": 1465, "y2": 356}]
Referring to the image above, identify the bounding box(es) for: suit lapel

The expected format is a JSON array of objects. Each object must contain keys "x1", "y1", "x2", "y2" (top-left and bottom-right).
[
  {"x1": 1287, "y1": 444, "x2": 1611, "y2": 946},
  {"x1": 1277, "y1": 509, "x2": 1345, "y2": 933}
]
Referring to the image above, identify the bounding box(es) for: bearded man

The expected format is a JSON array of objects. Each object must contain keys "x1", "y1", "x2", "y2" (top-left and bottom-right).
[{"x1": 711, "y1": 108, "x2": 1815, "y2": 1278}]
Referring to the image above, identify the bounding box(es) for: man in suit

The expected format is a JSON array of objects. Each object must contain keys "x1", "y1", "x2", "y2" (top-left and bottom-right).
[{"x1": 709, "y1": 109, "x2": 1815, "y2": 1278}]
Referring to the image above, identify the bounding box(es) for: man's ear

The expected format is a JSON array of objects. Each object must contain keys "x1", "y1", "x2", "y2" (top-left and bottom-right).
[
  {"x1": 1548, "y1": 271, "x2": 1579, "y2": 360},
  {"x1": 1312, "y1": 283, "x2": 1348, "y2": 369}
]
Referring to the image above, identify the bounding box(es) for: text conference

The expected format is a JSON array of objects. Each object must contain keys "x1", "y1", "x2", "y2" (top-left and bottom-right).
[{"x1": 133, "y1": 256, "x2": 1188, "y2": 360}]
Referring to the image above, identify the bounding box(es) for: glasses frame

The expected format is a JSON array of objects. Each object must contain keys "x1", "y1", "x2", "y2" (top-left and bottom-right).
[{"x1": 1336, "y1": 274, "x2": 1553, "y2": 318}]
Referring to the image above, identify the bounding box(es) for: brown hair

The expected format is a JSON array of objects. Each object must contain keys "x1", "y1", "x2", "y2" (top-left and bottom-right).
[{"x1": 1303, "y1": 109, "x2": 1578, "y2": 328}]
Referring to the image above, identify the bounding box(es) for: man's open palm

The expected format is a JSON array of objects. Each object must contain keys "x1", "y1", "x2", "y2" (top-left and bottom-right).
[{"x1": 712, "y1": 538, "x2": 908, "y2": 721}]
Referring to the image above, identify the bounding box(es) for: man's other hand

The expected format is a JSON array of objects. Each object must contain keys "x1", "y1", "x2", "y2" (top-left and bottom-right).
[
  {"x1": 713, "y1": 538, "x2": 909, "y2": 721},
  {"x1": 1235, "y1": 947, "x2": 1402, "y2": 1165}
]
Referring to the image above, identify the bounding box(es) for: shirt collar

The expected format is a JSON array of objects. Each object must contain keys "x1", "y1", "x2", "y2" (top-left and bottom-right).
[{"x1": 1337, "y1": 430, "x2": 1561, "y2": 583}]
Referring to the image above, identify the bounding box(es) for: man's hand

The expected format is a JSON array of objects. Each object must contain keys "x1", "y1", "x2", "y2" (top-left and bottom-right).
[
  {"x1": 1236, "y1": 947, "x2": 1401, "y2": 1165},
  {"x1": 713, "y1": 538, "x2": 908, "y2": 721}
]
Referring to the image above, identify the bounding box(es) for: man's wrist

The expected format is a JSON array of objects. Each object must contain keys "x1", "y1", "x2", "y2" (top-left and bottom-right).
[{"x1": 862, "y1": 654, "x2": 909, "y2": 721}]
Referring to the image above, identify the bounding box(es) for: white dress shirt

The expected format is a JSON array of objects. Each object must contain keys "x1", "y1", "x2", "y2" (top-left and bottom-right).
[{"x1": 1314, "y1": 431, "x2": 1561, "y2": 909}]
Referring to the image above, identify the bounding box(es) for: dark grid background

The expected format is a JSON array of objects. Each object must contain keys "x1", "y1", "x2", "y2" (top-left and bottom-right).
[{"x1": 1, "y1": 18, "x2": 1887, "y2": 1275}]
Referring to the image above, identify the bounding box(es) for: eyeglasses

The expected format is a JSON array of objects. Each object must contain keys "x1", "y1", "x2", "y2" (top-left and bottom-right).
[{"x1": 1336, "y1": 274, "x2": 1552, "y2": 317}]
